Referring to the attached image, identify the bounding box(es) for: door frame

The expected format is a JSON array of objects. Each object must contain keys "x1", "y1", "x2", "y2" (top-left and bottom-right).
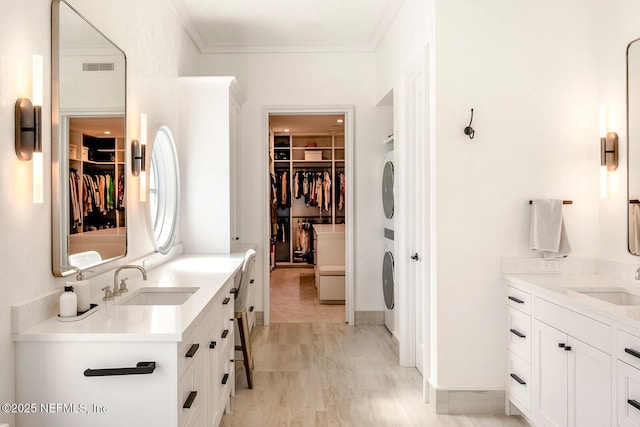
[{"x1": 262, "y1": 105, "x2": 355, "y2": 325}]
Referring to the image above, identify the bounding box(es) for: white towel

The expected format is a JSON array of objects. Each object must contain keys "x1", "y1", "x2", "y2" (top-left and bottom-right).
[{"x1": 530, "y1": 199, "x2": 571, "y2": 260}]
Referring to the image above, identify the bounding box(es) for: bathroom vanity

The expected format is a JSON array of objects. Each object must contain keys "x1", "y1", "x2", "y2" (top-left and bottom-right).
[
  {"x1": 504, "y1": 273, "x2": 640, "y2": 427},
  {"x1": 13, "y1": 254, "x2": 244, "y2": 427}
]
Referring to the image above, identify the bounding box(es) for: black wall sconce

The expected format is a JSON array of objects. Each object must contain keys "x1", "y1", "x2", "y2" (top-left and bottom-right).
[{"x1": 464, "y1": 108, "x2": 475, "y2": 140}]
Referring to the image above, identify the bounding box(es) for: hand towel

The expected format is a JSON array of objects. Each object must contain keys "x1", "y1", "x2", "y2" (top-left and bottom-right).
[{"x1": 530, "y1": 199, "x2": 571, "y2": 259}]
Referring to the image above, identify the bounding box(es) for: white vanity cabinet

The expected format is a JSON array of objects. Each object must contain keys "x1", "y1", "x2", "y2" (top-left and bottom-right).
[
  {"x1": 15, "y1": 265, "x2": 239, "y2": 427},
  {"x1": 179, "y1": 76, "x2": 246, "y2": 254},
  {"x1": 505, "y1": 286, "x2": 533, "y2": 416}
]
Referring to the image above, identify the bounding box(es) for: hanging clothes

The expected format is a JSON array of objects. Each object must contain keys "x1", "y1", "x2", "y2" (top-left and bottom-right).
[{"x1": 337, "y1": 170, "x2": 345, "y2": 212}]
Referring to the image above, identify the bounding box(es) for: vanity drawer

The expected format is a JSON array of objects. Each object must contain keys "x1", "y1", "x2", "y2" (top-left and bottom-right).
[
  {"x1": 507, "y1": 307, "x2": 531, "y2": 363},
  {"x1": 534, "y1": 297, "x2": 612, "y2": 354},
  {"x1": 178, "y1": 347, "x2": 206, "y2": 427},
  {"x1": 619, "y1": 360, "x2": 640, "y2": 427},
  {"x1": 506, "y1": 351, "x2": 531, "y2": 414},
  {"x1": 619, "y1": 330, "x2": 640, "y2": 370},
  {"x1": 177, "y1": 321, "x2": 207, "y2": 379},
  {"x1": 506, "y1": 285, "x2": 531, "y2": 315}
]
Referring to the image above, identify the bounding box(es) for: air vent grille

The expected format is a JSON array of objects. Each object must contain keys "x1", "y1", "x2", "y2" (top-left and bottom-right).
[{"x1": 82, "y1": 62, "x2": 115, "y2": 72}]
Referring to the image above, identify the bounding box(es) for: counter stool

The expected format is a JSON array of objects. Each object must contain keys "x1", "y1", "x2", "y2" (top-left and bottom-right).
[
  {"x1": 317, "y1": 265, "x2": 345, "y2": 304},
  {"x1": 235, "y1": 249, "x2": 256, "y2": 389}
]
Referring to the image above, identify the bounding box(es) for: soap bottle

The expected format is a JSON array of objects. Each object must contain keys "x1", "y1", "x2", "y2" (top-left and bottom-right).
[
  {"x1": 72, "y1": 270, "x2": 91, "y2": 313},
  {"x1": 60, "y1": 285, "x2": 77, "y2": 317}
]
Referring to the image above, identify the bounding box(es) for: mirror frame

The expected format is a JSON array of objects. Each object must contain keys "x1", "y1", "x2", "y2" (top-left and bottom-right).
[{"x1": 51, "y1": 0, "x2": 128, "y2": 276}]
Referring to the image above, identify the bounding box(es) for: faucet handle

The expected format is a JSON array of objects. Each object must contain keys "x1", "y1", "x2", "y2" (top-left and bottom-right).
[
  {"x1": 119, "y1": 278, "x2": 129, "y2": 293},
  {"x1": 102, "y1": 286, "x2": 114, "y2": 300}
]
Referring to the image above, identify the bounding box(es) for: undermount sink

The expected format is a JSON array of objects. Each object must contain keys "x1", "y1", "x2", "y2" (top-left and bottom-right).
[
  {"x1": 119, "y1": 287, "x2": 199, "y2": 306},
  {"x1": 570, "y1": 288, "x2": 640, "y2": 306}
]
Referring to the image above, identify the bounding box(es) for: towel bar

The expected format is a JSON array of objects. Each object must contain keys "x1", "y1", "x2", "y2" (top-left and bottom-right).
[{"x1": 528, "y1": 200, "x2": 572, "y2": 205}]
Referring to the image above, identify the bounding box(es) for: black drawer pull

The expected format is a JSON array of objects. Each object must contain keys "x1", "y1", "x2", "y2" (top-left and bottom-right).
[
  {"x1": 564, "y1": 346, "x2": 572, "y2": 351},
  {"x1": 625, "y1": 348, "x2": 640, "y2": 359},
  {"x1": 222, "y1": 373, "x2": 229, "y2": 385},
  {"x1": 183, "y1": 391, "x2": 197, "y2": 409},
  {"x1": 250, "y1": 306, "x2": 255, "y2": 312},
  {"x1": 185, "y1": 343, "x2": 199, "y2": 358},
  {"x1": 222, "y1": 329, "x2": 229, "y2": 339},
  {"x1": 230, "y1": 288, "x2": 237, "y2": 294},
  {"x1": 509, "y1": 329, "x2": 526, "y2": 338},
  {"x1": 84, "y1": 361, "x2": 156, "y2": 377},
  {"x1": 558, "y1": 343, "x2": 566, "y2": 348},
  {"x1": 508, "y1": 296, "x2": 524, "y2": 304},
  {"x1": 250, "y1": 279, "x2": 254, "y2": 284},
  {"x1": 210, "y1": 341, "x2": 217, "y2": 349},
  {"x1": 629, "y1": 399, "x2": 640, "y2": 411},
  {"x1": 510, "y1": 373, "x2": 526, "y2": 385},
  {"x1": 223, "y1": 297, "x2": 231, "y2": 305}
]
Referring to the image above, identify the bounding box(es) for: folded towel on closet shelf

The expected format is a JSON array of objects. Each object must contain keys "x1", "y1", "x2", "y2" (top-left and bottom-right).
[{"x1": 529, "y1": 199, "x2": 571, "y2": 260}]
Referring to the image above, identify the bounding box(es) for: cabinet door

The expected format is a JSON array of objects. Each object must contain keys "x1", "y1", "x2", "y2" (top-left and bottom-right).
[
  {"x1": 619, "y1": 360, "x2": 640, "y2": 427},
  {"x1": 229, "y1": 99, "x2": 240, "y2": 248},
  {"x1": 567, "y1": 337, "x2": 611, "y2": 427},
  {"x1": 534, "y1": 320, "x2": 568, "y2": 427}
]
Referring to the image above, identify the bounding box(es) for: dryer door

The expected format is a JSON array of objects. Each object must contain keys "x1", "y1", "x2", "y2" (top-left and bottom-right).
[
  {"x1": 382, "y1": 161, "x2": 394, "y2": 219},
  {"x1": 383, "y1": 251, "x2": 395, "y2": 309}
]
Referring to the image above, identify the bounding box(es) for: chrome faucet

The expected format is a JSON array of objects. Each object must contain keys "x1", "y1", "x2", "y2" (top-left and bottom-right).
[
  {"x1": 636, "y1": 267, "x2": 640, "y2": 281},
  {"x1": 113, "y1": 265, "x2": 147, "y2": 295}
]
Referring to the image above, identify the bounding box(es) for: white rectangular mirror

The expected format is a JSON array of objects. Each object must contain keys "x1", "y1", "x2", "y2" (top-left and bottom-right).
[{"x1": 52, "y1": 0, "x2": 127, "y2": 275}]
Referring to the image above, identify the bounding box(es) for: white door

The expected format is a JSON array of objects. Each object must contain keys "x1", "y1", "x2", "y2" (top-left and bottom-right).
[
  {"x1": 534, "y1": 320, "x2": 568, "y2": 427},
  {"x1": 569, "y1": 336, "x2": 611, "y2": 427}
]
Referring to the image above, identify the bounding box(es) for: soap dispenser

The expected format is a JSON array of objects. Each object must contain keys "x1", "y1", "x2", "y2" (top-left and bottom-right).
[
  {"x1": 72, "y1": 270, "x2": 91, "y2": 313},
  {"x1": 59, "y1": 285, "x2": 77, "y2": 317}
]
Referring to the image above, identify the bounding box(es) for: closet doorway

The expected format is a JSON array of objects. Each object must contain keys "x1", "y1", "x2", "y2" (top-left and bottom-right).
[{"x1": 264, "y1": 108, "x2": 354, "y2": 325}]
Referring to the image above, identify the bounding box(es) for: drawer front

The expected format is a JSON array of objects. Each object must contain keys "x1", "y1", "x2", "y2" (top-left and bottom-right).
[
  {"x1": 506, "y1": 285, "x2": 532, "y2": 315},
  {"x1": 619, "y1": 361, "x2": 640, "y2": 427},
  {"x1": 178, "y1": 350, "x2": 205, "y2": 427},
  {"x1": 177, "y1": 325, "x2": 206, "y2": 379},
  {"x1": 534, "y1": 297, "x2": 612, "y2": 354},
  {"x1": 506, "y1": 351, "x2": 531, "y2": 413},
  {"x1": 507, "y1": 307, "x2": 531, "y2": 363},
  {"x1": 620, "y1": 330, "x2": 640, "y2": 371}
]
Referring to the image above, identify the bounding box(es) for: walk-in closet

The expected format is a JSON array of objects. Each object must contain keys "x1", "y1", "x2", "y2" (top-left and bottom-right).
[{"x1": 268, "y1": 114, "x2": 347, "y2": 323}]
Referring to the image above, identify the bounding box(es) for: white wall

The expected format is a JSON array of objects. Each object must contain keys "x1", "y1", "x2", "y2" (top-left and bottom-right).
[
  {"x1": 0, "y1": 0, "x2": 198, "y2": 424},
  {"x1": 595, "y1": 0, "x2": 640, "y2": 263},
  {"x1": 433, "y1": 0, "x2": 599, "y2": 389},
  {"x1": 198, "y1": 53, "x2": 391, "y2": 313}
]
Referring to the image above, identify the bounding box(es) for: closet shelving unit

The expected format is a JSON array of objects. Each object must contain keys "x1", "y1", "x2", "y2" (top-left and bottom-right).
[
  {"x1": 69, "y1": 132, "x2": 126, "y2": 237},
  {"x1": 272, "y1": 132, "x2": 345, "y2": 266}
]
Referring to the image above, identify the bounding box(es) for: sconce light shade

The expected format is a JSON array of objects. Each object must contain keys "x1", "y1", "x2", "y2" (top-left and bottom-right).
[
  {"x1": 601, "y1": 131, "x2": 619, "y2": 172},
  {"x1": 131, "y1": 139, "x2": 146, "y2": 177}
]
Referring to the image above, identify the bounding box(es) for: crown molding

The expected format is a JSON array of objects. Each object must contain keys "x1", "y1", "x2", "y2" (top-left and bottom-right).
[
  {"x1": 200, "y1": 43, "x2": 375, "y2": 54},
  {"x1": 369, "y1": 0, "x2": 405, "y2": 50}
]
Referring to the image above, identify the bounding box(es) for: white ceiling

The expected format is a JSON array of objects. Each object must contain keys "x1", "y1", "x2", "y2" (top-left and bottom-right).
[
  {"x1": 170, "y1": 0, "x2": 403, "y2": 53},
  {"x1": 269, "y1": 114, "x2": 345, "y2": 134}
]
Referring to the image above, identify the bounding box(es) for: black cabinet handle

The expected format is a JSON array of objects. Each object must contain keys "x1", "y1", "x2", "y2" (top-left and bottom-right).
[
  {"x1": 235, "y1": 237, "x2": 240, "y2": 241},
  {"x1": 185, "y1": 343, "x2": 199, "y2": 358},
  {"x1": 84, "y1": 361, "x2": 156, "y2": 377},
  {"x1": 250, "y1": 279, "x2": 254, "y2": 284},
  {"x1": 629, "y1": 399, "x2": 640, "y2": 411},
  {"x1": 564, "y1": 346, "x2": 572, "y2": 351},
  {"x1": 510, "y1": 373, "x2": 526, "y2": 385},
  {"x1": 223, "y1": 297, "x2": 231, "y2": 305},
  {"x1": 222, "y1": 373, "x2": 229, "y2": 385},
  {"x1": 183, "y1": 391, "x2": 197, "y2": 409},
  {"x1": 222, "y1": 329, "x2": 229, "y2": 339},
  {"x1": 508, "y1": 296, "x2": 524, "y2": 304},
  {"x1": 509, "y1": 329, "x2": 526, "y2": 338},
  {"x1": 411, "y1": 253, "x2": 419, "y2": 261},
  {"x1": 250, "y1": 306, "x2": 255, "y2": 312},
  {"x1": 210, "y1": 341, "x2": 217, "y2": 349},
  {"x1": 230, "y1": 288, "x2": 237, "y2": 294},
  {"x1": 558, "y1": 343, "x2": 566, "y2": 348},
  {"x1": 625, "y1": 348, "x2": 640, "y2": 359}
]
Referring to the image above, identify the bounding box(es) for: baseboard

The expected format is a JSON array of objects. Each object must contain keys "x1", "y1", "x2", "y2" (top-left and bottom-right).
[
  {"x1": 355, "y1": 310, "x2": 384, "y2": 325},
  {"x1": 429, "y1": 382, "x2": 505, "y2": 414}
]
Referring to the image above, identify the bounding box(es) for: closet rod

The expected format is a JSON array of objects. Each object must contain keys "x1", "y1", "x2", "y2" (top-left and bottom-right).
[{"x1": 528, "y1": 200, "x2": 573, "y2": 205}]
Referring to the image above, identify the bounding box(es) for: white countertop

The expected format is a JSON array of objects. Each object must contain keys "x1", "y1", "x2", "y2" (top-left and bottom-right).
[
  {"x1": 13, "y1": 254, "x2": 246, "y2": 343},
  {"x1": 503, "y1": 273, "x2": 640, "y2": 328},
  {"x1": 313, "y1": 224, "x2": 345, "y2": 234}
]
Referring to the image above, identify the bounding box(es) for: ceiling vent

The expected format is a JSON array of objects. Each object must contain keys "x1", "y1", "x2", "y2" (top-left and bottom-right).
[{"x1": 82, "y1": 62, "x2": 115, "y2": 72}]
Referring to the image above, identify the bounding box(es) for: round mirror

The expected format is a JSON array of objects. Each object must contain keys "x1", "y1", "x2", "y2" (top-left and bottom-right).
[{"x1": 149, "y1": 126, "x2": 179, "y2": 254}]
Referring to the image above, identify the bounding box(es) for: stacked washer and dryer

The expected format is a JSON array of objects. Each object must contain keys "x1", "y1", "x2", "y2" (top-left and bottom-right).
[{"x1": 381, "y1": 141, "x2": 395, "y2": 334}]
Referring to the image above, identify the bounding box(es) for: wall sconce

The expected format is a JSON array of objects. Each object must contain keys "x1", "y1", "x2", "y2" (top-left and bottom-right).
[
  {"x1": 599, "y1": 106, "x2": 619, "y2": 198},
  {"x1": 15, "y1": 55, "x2": 44, "y2": 203},
  {"x1": 132, "y1": 113, "x2": 147, "y2": 202}
]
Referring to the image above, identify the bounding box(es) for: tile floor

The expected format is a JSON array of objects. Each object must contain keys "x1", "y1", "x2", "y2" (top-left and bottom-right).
[{"x1": 221, "y1": 269, "x2": 528, "y2": 426}]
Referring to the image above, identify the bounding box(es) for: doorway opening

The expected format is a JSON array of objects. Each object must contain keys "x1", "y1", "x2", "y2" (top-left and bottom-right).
[{"x1": 263, "y1": 108, "x2": 354, "y2": 325}]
